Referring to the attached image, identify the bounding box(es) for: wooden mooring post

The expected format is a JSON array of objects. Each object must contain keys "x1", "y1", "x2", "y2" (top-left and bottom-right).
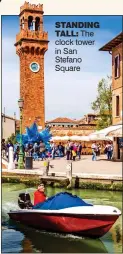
[
  {"x1": 43, "y1": 160, "x2": 50, "y2": 176},
  {"x1": 66, "y1": 162, "x2": 72, "y2": 188},
  {"x1": 8, "y1": 147, "x2": 15, "y2": 170}
]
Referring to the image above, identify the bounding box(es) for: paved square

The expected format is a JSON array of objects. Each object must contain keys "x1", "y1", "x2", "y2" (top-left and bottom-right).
[{"x1": 33, "y1": 155, "x2": 122, "y2": 177}]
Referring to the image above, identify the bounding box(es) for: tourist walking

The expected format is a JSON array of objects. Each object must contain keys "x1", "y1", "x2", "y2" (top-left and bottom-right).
[
  {"x1": 51, "y1": 142, "x2": 55, "y2": 159},
  {"x1": 58, "y1": 142, "x2": 64, "y2": 157},
  {"x1": 96, "y1": 143, "x2": 101, "y2": 156},
  {"x1": 39, "y1": 141, "x2": 46, "y2": 160},
  {"x1": 105, "y1": 143, "x2": 113, "y2": 160},
  {"x1": 66, "y1": 141, "x2": 70, "y2": 160},
  {"x1": 72, "y1": 143, "x2": 77, "y2": 161},
  {"x1": 70, "y1": 142, "x2": 74, "y2": 160},
  {"x1": 72, "y1": 149, "x2": 76, "y2": 161},
  {"x1": 91, "y1": 143, "x2": 97, "y2": 161},
  {"x1": 77, "y1": 142, "x2": 82, "y2": 160}
]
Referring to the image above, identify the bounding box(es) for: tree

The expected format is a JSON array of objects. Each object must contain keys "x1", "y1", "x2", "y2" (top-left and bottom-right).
[
  {"x1": 7, "y1": 133, "x2": 17, "y2": 144},
  {"x1": 91, "y1": 76, "x2": 112, "y2": 130}
]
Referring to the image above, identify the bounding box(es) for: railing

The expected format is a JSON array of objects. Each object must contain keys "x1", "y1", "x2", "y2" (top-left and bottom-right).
[
  {"x1": 20, "y1": 3, "x2": 43, "y2": 13},
  {"x1": 16, "y1": 30, "x2": 48, "y2": 42}
]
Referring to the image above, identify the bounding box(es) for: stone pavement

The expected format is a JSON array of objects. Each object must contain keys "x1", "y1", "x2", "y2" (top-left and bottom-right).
[
  {"x1": 33, "y1": 155, "x2": 122, "y2": 176},
  {"x1": 2, "y1": 155, "x2": 122, "y2": 180}
]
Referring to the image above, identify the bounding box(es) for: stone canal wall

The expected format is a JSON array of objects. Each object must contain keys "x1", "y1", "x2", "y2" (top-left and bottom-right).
[{"x1": 2, "y1": 172, "x2": 123, "y2": 191}]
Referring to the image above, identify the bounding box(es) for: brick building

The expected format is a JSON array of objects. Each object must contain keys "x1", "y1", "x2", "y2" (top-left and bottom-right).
[
  {"x1": 99, "y1": 32, "x2": 123, "y2": 160},
  {"x1": 46, "y1": 117, "x2": 78, "y2": 128},
  {"x1": 15, "y1": 2, "x2": 48, "y2": 132},
  {"x1": 46, "y1": 114, "x2": 98, "y2": 136}
]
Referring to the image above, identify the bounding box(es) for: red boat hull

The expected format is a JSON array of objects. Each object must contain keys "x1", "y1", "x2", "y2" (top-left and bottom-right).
[{"x1": 8, "y1": 211, "x2": 119, "y2": 238}]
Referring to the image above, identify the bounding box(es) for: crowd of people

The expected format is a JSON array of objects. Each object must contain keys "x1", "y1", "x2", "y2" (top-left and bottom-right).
[
  {"x1": 91, "y1": 142, "x2": 113, "y2": 161},
  {"x1": 1, "y1": 139, "x2": 83, "y2": 162},
  {"x1": 2, "y1": 138, "x2": 113, "y2": 162}
]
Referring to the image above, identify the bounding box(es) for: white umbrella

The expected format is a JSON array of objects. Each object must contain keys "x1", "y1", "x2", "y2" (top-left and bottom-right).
[
  {"x1": 51, "y1": 136, "x2": 61, "y2": 141},
  {"x1": 70, "y1": 136, "x2": 81, "y2": 141},
  {"x1": 70, "y1": 136, "x2": 90, "y2": 141},
  {"x1": 79, "y1": 136, "x2": 90, "y2": 141},
  {"x1": 61, "y1": 136, "x2": 70, "y2": 140}
]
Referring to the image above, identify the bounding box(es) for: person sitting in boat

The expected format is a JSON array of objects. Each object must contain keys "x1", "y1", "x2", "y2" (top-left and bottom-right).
[{"x1": 34, "y1": 183, "x2": 47, "y2": 206}]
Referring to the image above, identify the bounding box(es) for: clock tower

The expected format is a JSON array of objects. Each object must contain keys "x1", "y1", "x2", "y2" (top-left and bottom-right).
[{"x1": 15, "y1": 2, "x2": 48, "y2": 131}]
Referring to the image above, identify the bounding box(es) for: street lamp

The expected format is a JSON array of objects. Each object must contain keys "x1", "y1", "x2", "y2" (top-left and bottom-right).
[{"x1": 18, "y1": 98, "x2": 24, "y2": 169}]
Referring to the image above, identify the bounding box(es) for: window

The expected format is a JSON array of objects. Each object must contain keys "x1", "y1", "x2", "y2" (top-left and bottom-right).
[
  {"x1": 116, "y1": 95, "x2": 120, "y2": 116},
  {"x1": 20, "y1": 19, "x2": 22, "y2": 29},
  {"x1": 31, "y1": 47, "x2": 34, "y2": 55},
  {"x1": 22, "y1": 17, "x2": 24, "y2": 29},
  {"x1": 114, "y1": 54, "x2": 120, "y2": 78},
  {"x1": 88, "y1": 117, "x2": 91, "y2": 123},
  {"x1": 35, "y1": 17, "x2": 40, "y2": 31},
  {"x1": 28, "y1": 16, "x2": 33, "y2": 30}
]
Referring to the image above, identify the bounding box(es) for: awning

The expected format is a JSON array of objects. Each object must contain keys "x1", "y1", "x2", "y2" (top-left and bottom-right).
[
  {"x1": 51, "y1": 136, "x2": 70, "y2": 141},
  {"x1": 50, "y1": 136, "x2": 61, "y2": 141},
  {"x1": 79, "y1": 136, "x2": 90, "y2": 141},
  {"x1": 51, "y1": 135, "x2": 90, "y2": 141},
  {"x1": 89, "y1": 125, "x2": 122, "y2": 141},
  {"x1": 106, "y1": 126, "x2": 122, "y2": 137}
]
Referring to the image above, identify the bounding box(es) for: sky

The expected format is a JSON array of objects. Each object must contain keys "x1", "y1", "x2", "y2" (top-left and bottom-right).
[{"x1": 2, "y1": 15, "x2": 122, "y2": 121}]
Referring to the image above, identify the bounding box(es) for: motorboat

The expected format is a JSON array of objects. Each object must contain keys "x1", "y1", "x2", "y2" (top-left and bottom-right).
[{"x1": 8, "y1": 192, "x2": 121, "y2": 238}]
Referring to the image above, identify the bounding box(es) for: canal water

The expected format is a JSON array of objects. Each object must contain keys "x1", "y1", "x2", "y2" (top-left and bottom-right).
[{"x1": 2, "y1": 183, "x2": 122, "y2": 253}]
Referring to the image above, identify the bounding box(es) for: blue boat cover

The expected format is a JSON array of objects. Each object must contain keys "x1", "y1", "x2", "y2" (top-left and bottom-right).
[{"x1": 33, "y1": 192, "x2": 93, "y2": 210}]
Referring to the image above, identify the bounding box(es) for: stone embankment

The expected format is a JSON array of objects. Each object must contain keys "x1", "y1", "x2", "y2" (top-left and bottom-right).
[
  {"x1": 2, "y1": 156, "x2": 122, "y2": 191},
  {"x1": 2, "y1": 170, "x2": 122, "y2": 191}
]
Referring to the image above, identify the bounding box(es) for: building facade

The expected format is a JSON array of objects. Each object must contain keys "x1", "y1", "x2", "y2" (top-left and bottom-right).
[
  {"x1": 15, "y1": 2, "x2": 48, "y2": 132},
  {"x1": 46, "y1": 117, "x2": 79, "y2": 128},
  {"x1": 2, "y1": 114, "x2": 16, "y2": 140},
  {"x1": 99, "y1": 32, "x2": 123, "y2": 160},
  {"x1": 46, "y1": 114, "x2": 98, "y2": 136}
]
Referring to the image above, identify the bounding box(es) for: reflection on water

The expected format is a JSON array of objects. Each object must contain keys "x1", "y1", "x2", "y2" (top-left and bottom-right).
[
  {"x1": 13, "y1": 224, "x2": 109, "y2": 253},
  {"x1": 2, "y1": 224, "x2": 109, "y2": 253},
  {"x1": 2, "y1": 183, "x2": 122, "y2": 253}
]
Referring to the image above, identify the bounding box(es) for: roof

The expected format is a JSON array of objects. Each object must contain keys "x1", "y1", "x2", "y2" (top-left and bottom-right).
[
  {"x1": 78, "y1": 115, "x2": 98, "y2": 125},
  {"x1": 99, "y1": 32, "x2": 123, "y2": 51},
  {"x1": 46, "y1": 117, "x2": 78, "y2": 124}
]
